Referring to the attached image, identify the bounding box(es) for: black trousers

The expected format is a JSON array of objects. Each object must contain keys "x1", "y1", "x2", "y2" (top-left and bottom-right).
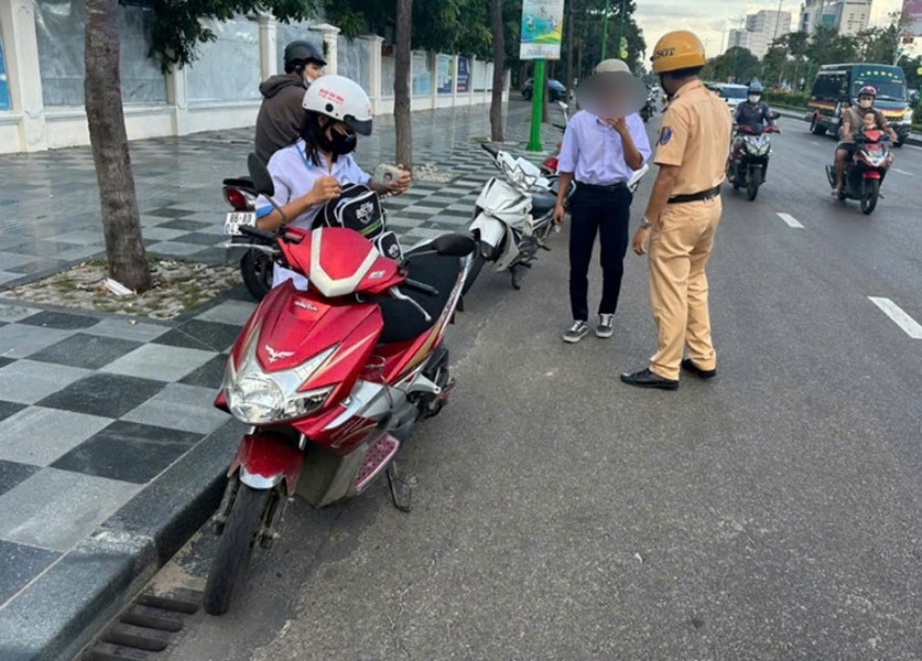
[{"x1": 568, "y1": 186, "x2": 632, "y2": 322}]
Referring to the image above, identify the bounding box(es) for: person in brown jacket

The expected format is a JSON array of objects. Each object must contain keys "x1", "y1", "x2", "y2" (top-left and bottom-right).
[{"x1": 254, "y1": 40, "x2": 326, "y2": 163}]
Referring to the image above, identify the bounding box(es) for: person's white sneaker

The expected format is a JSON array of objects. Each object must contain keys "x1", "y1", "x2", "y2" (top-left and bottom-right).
[
  {"x1": 596, "y1": 314, "x2": 614, "y2": 338},
  {"x1": 563, "y1": 320, "x2": 589, "y2": 343}
]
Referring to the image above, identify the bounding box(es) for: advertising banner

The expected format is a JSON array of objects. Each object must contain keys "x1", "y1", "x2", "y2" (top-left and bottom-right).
[
  {"x1": 519, "y1": 0, "x2": 565, "y2": 60},
  {"x1": 0, "y1": 34, "x2": 10, "y2": 110},
  {"x1": 457, "y1": 57, "x2": 470, "y2": 93},
  {"x1": 437, "y1": 54, "x2": 453, "y2": 94},
  {"x1": 903, "y1": 0, "x2": 922, "y2": 37}
]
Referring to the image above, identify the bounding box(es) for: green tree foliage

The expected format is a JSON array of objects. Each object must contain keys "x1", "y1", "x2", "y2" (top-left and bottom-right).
[
  {"x1": 562, "y1": 0, "x2": 645, "y2": 80},
  {"x1": 135, "y1": 0, "x2": 321, "y2": 73},
  {"x1": 701, "y1": 47, "x2": 760, "y2": 83}
]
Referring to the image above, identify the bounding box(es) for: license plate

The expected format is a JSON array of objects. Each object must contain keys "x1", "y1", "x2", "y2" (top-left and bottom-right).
[{"x1": 224, "y1": 212, "x2": 257, "y2": 236}]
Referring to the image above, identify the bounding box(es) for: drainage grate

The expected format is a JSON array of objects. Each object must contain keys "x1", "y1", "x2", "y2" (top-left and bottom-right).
[{"x1": 78, "y1": 588, "x2": 202, "y2": 661}]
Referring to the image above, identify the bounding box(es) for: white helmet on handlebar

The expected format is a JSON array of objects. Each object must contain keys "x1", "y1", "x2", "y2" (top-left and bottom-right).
[{"x1": 302, "y1": 75, "x2": 373, "y2": 136}]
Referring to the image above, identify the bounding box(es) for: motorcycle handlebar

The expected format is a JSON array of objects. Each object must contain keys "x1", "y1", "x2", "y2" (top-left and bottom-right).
[
  {"x1": 403, "y1": 278, "x2": 439, "y2": 297},
  {"x1": 481, "y1": 143, "x2": 500, "y2": 158}
]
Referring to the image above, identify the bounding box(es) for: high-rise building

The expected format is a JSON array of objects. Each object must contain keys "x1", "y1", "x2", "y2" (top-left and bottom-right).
[
  {"x1": 726, "y1": 10, "x2": 792, "y2": 58},
  {"x1": 799, "y1": 0, "x2": 871, "y2": 36}
]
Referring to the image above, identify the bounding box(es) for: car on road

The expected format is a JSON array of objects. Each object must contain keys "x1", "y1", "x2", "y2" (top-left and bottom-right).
[
  {"x1": 717, "y1": 84, "x2": 749, "y2": 110},
  {"x1": 522, "y1": 78, "x2": 568, "y2": 102}
]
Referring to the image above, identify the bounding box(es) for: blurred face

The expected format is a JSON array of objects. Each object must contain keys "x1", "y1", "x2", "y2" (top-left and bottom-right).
[
  {"x1": 748, "y1": 93, "x2": 761, "y2": 104},
  {"x1": 862, "y1": 112, "x2": 876, "y2": 129},
  {"x1": 858, "y1": 95, "x2": 874, "y2": 109}
]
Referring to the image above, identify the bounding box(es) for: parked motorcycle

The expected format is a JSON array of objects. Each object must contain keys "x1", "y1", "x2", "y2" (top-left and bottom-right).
[
  {"x1": 465, "y1": 144, "x2": 575, "y2": 292},
  {"x1": 464, "y1": 144, "x2": 648, "y2": 294},
  {"x1": 727, "y1": 124, "x2": 779, "y2": 201},
  {"x1": 206, "y1": 153, "x2": 476, "y2": 615},
  {"x1": 825, "y1": 128, "x2": 892, "y2": 215},
  {"x1": 223, "y1": 176, "x2": 274, "y2": 301}
]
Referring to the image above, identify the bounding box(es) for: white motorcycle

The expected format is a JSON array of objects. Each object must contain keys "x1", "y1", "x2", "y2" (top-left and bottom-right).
[{"x1": 463, "y1": 144, "x2": 648, "y2": 292}]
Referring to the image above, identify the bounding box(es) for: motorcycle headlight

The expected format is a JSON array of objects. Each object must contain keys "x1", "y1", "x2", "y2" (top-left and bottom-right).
[{"x1": 223, "y1": 331, "x2": 337, "y2": 424}]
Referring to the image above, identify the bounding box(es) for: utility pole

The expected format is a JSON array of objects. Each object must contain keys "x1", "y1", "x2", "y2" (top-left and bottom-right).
[{"x1": 772, "y1": 0, "x2": 784, "y2": 44}]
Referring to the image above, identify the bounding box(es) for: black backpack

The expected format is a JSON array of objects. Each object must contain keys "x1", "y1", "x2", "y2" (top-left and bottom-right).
[{"x1": 319, "y1": 184, "x2": 402, "y2": 260}]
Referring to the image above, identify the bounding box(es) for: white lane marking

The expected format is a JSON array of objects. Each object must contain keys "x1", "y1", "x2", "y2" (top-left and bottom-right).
[
  {"x1": 777, "y1": 212, "x2": 804, "y2": 228},
  {"x1": 892, "y1": 167, "x2": 912, "y2": 176},
  {"x1": 868, "y1": 297, "x2": 922, "y2": 339}
]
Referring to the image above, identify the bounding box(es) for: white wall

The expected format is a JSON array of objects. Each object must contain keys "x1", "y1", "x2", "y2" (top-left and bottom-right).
[{"x1": 0, "y1": 1, "x2": 510, "y2": 154}]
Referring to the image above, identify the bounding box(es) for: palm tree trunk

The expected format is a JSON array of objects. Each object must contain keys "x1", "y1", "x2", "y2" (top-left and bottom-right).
[{"x1": 85, "y1": 0, "x2": 151, "y2": 292}]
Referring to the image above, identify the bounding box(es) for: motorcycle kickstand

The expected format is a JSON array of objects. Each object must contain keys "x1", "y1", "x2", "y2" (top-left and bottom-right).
[{"x1": 386, "y1": 462, "x2": 412, "y2": 513}]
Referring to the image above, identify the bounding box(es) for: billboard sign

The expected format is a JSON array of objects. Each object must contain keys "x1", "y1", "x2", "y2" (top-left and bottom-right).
[
  {"x1": 903, "y1": 0, "x2": 922, "y2": 37},
  {"x1": 519, "y1": 0, "x2": 565, "y2": 60}
]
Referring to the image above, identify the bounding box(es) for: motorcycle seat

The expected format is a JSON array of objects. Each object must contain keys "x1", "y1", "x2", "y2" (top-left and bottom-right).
[
  {"x1": 378, "y1": 253, "x2": 461, "y2": 345},
  {"x1": 531, "y1": 191, "x2": 558, "y2": 219},
  {"x1": 223, "y1": 176, "x2": 255, "y2": 190}
]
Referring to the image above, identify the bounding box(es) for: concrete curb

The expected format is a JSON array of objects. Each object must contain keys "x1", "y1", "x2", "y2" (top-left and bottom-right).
[
  {"x1": 0, "y1": 420, "x2": 244, "y2": 661},
  {"x1": 775, "y1": 107, "x2": 922, "y2": 147}
]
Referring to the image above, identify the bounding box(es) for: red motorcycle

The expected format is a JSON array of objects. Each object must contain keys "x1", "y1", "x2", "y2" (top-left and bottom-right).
[
  {"x1": 205, "y1": 155, "x2": 476, "y2": 615},
  {"x1": 826, "y1": 128, "x2": 893, "y2": 215}
]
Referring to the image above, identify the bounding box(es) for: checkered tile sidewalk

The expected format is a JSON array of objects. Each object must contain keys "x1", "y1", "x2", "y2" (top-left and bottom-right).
[
  {"x1": 0, "y1": 100, "x2": 560, "y2": 613},
  {"x1": 0, "y1": 297, "x2": 255, "y2": 605}
]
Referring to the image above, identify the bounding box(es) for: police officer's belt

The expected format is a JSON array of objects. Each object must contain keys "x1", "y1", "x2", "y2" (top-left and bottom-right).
[
  {"x1": 577, "y1": 181, "x2": 627, "y2": 193},
  {"x1": 667, "y1": 186, "x2": 721, "y2": 205}
]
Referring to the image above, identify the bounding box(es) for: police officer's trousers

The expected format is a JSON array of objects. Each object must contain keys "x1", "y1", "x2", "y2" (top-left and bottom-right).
[{"x1": 648, "y1": 196, "x2": 722, "y2": 380}]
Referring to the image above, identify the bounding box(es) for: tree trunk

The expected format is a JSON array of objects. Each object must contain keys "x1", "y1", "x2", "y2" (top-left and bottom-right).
[
  {"x1": 395, "y1": 0, "x2": 413, "y2": 168},
  {"x1": 85, "y1": 0, "x2": 151, "y2": 292},
  {"x1": 489, "y1": 0, "x2": 505, "y2": 142},
  {"x1": 566, "y1": 1, "x2": 574, "y2": 100}
]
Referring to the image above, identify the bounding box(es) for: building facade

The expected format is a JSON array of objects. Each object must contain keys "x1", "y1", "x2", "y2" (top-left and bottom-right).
[
  {"x1": 0, "y1": 0, "x2": 506, "y2": 154},
  {"x1": 799, "y1": 0, "x2": 872, "y2": 36}
]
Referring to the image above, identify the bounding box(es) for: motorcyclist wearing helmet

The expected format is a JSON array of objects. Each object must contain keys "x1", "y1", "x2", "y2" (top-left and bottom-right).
[
  {"x1": 729, "y1": 82, "x2": 777, "y2": 174},
  {"x1": 833, "y1": 85, "x2": 897, "y2": 195},
  {"x1": 255, "y1": 75, "x2": 411, "y2": 289},
  {"x1": 254, "y1": 40, "x2": 327, "y2": 163}
]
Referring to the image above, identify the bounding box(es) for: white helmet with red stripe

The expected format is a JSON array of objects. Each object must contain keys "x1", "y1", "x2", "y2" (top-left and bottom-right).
[{"x1": 302, "y1": 75, "x2": 373, "y2": 136}]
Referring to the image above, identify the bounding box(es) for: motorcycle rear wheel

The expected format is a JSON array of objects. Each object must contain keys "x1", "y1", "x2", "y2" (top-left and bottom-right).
[
  {"x1": 860, "y1": 179, "x2": 879, "y2": 215},
  {"x1": 204, "y1": 483, "x2": 272, "y2": 616},
  {"x1": 240, "y1": 248, "x2": 273, "y2": 302}
]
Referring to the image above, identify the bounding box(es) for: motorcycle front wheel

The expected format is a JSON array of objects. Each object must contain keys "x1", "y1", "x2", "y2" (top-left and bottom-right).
[
  {"x1": 240, "y1": 248, "x2": 273, "y2": 301},
  {"x1": 204, "y1": 483, "x2": 272, "y2": 616},
  {"x1": 746, "y1": 169, "x2": 762, "y2": 201},
  {"x1": 860, "y1": 179, "x2": 880, "y2": 215}
]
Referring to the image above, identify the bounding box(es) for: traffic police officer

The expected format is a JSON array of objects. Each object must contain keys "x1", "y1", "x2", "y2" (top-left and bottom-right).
[{"x1": 621, "y1": 30, "x2": 732, "y2": 390}]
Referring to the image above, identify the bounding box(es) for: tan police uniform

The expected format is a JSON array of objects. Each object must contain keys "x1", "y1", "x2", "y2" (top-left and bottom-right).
[{"x1": 648, "y1": 80, "x2": 733, "y2": 380}]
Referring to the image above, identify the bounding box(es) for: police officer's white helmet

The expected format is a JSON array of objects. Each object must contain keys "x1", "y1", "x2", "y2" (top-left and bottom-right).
[{"x1": 302, "y1": 75, "x2": 373, "y2": 136}]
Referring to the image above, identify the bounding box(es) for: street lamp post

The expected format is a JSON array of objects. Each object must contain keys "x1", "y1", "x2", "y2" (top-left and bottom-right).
[{"x1": 617, "y1": 0, "x2": 627, "y2": 59}]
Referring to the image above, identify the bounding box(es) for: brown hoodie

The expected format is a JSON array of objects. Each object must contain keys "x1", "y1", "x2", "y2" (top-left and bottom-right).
[{"x1": 254, "y1": 72, "x2": 308, "y2": 163}]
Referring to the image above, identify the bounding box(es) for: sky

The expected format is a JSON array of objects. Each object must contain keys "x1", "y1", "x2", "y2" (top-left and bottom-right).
[{"x1": 634, "y1": 0, "x2": 903, "y2": 61}]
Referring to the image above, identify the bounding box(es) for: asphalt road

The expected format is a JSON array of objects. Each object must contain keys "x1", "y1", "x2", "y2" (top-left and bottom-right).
[{"x1": 150, "y1": 115, "x2": 922, "y2": 660}]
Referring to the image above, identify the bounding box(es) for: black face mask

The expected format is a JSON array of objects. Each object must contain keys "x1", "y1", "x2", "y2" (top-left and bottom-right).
[{"x1": 328, "y1": 128, "x2": 357, "y2": 155}]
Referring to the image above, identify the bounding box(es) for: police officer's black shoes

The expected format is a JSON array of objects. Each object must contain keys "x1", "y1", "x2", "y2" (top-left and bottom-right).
[
  {"x1": 620, "y1": 368, "x2": 679, "y2": 390},
  {"x1": 681, "y1": 358, "x2": 717, "y2": 379}
]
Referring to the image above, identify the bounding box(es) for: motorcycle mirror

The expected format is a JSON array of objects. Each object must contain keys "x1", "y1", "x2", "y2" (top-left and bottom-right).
[
  {"x1": 247, "y1": 153, "x2": 275, "y2": 198},
  {"x1": 432, "y1": 233, "x2": 477, "y2": 257}
]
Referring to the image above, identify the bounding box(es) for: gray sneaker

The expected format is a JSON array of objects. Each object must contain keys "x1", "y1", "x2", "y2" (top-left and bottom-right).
[
  {"x1": 563, "y1": 320, "x2": 589, "y2": 343},
  {"x1": 596, "y1": 314, "x2": 614, "y2": 338}
]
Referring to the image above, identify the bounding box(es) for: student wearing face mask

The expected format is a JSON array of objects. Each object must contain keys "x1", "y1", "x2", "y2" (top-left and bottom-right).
[
  {"x1": 254, "y1": 40, "x2": 328, "y2": 163},
  {"x1": 833, "y1": 86, "x2": 898, "y2": 196},
  {"x1": 255, "y1": 75, "x2": 412, "y2": 289}
]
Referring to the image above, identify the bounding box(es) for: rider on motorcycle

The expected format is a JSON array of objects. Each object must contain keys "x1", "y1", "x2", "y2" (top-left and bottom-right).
[
  {"x1": 254, "y1": 40, "x2": 327, "y2": 163},
  {"x1": 833, "y1": 86, "x2": 898, "y2": 196},
  {"x1": 728, "y1": 82, "x2": 776, "y2": 173},
  {"x1": 255, "y1": 75, "x2": 412, "y2": 289}
]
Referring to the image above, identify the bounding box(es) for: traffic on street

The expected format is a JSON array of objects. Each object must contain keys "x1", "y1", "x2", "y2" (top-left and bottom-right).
[{"x1": 148, "y1": 111, "x2": 922, "y2": 660}]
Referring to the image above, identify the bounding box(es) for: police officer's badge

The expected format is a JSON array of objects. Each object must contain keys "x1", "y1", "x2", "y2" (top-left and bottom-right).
[{"x1": 659, "y1": 127, "x2": 673, "y2": 145}]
